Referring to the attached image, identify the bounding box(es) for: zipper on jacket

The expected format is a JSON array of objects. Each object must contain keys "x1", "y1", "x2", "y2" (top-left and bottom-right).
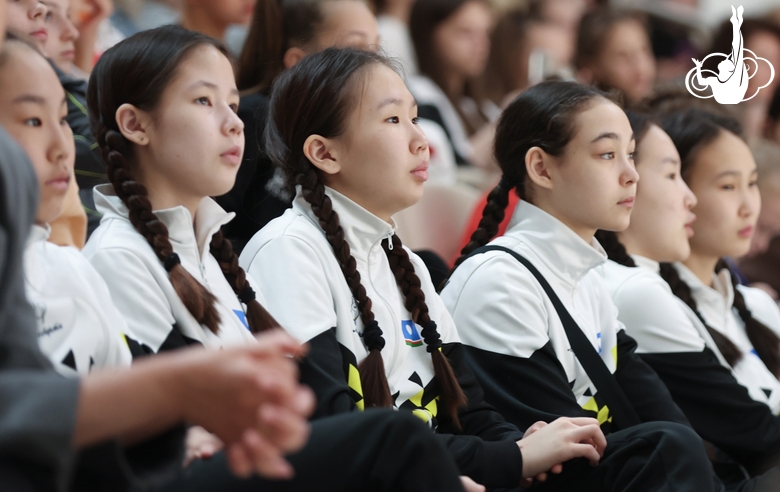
[{"x1": 367, "y1": 238, "x2": 402, "y2": 378}]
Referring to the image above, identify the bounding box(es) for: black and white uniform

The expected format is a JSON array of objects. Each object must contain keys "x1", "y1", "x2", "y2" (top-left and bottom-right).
[
  {"x1": 240, "y1": 186, "x2": 527, "y2": 489},
  {"x1": 441, "y1": 201, "x2": 734, "y2": 492},
  {"x1": 83, "y1": 184, "x2": 257, "y2": 353},
  {"x1": 441, "y1": 201, "x2": 688, "y2": 431},
  {"x1": 603, "y1": 256, "x2": 780, "y2": 475},
  {"x1": 24, "y1": 224, "x2": 132, "y2": 375},
  {"x1": 676, "y1": 261, "x2": 780, "y2": 394}
]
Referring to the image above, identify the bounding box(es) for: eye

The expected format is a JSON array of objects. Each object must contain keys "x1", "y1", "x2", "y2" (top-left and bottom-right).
[
  {"x1": 60, "y1": 116, "x2": 69, "y2": 126},
  {"x1": 195, "y1": 96, "x2": 211, "y2": 106},
  {"x1": 386, "y1": 116, "x2": 400, "y2": 124},
  {"x1": 749, "y1": 180, "x2": 759, "y2": 187},
  {"x1": 600, "y1": 152, "x2": 614, "y2": 160},
  {"x1": 627, "y1": 152, "x2": 635, "y2": 161},
  {"x1": 721, "y1": 184, "x2": 735, "y2": 190},
  {"x1": 666, "y1": 173, "x2": 677, "y2": 180},
  {"x1": 412, "y1": 117, "x2": 420, "y2": 125},
  {"x1": 24, "y1": 118, "x2": 42, "y2": 127},
  {"x1": 229, "y1": 103, "x2": 239, "y2": 113}
]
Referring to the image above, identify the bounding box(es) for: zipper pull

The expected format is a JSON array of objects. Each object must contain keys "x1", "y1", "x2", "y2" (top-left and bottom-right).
[{"x1": 386, "y1": 232, "x2": 394, "y2": 250}]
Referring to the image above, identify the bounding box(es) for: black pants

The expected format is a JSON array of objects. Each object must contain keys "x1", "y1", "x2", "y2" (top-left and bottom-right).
[
  {"x1": 147, "y1": 410, "x2": 465, "y2": 492},
  {"x1": 528, "y1": 422, "x2": 720, "y2": 492}
]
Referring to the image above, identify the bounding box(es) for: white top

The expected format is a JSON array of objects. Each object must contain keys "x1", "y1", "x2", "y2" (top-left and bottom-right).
[
  {"x1": 83, "y1": 184, "x2": 258, "y2": 352},
  {"x1": 24, "y1": 224, "x2": 132, "y2": 376},
  {"x1": 441, "y1": 201, "x2": 620, "y2": 409},
  {"x1": 240, "y1": 186, "x2": 460, "y2": 420},
  {"x1": 675, "y1": 261, "x2": 780, "y2": 407},
  {"x1": 377, "y1": 15, "x2": 419, "y2": 77}
]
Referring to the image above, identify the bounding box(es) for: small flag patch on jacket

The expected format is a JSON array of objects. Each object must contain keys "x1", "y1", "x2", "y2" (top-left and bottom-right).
[
  {"x1": 234, "y1": 309, "x2": 249, "y2": 330},
  {"x1": 402, "y1": 320, "x2": 422, "y2": 347}
]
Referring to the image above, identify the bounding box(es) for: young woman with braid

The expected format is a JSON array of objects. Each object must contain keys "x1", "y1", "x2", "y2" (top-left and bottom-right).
[
  {"x1": 238, "y1": 47, "x2": 720, "y2": 492},
  {"x1": 441, "y1": 80, "x2": 749, "y2": 491},
  {"x1": 597, "y1": 110, "x2": 780, "y2": 483},
  {"x1": 79, "y1": 25, "x2": 472, "y2": 492}
]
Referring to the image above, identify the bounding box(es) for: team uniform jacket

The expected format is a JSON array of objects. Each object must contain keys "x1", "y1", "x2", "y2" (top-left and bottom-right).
[
  {"x1": 239, "y1": 187, "x2": 525, "y2": 488},
  {"x1": 440, "y1": 201, "x2": 689, "y2": 434},
  {"x1": 603, "y1": 256, "x2": 780, "y2": 472},
  {"x1": 24, "y1": 224, "x2": 132, "y2": 375},
  {"x1": 83, "y1": 184, "x2": 257, "y2": 354}
]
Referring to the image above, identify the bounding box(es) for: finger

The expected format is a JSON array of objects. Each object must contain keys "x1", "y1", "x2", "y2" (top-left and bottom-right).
[
  {"x1": 242, "y1": 428, "x2": 295, "y2": 480},
  {"x1": 550, "y1": 463, "x2": 563, "y2": 474},
  {"x1": 569, "y1": 443, "x2": 602, "y2": 464},
  {"x1": 519, "y1": 478, "x2": 534, "y2": 488},
  {"x1": 535, "y1": 472, "x2": 547, "y2": 482},
  {"x1": 226, "y1": 442, "x2": 253, "y2": 478},
  {"x1": 568, "y1": 424, "x2": 606, "y2": 447},
  {"x1": 558, "y1": 417, "x2": 600, "y2": 428},
  {"x1": 291, "y1": 386, "x2": 316, "y2": 418},
  {"x1": 258, "y1": 404, "x2": 311, "y2": 453},
  {"x1": 250, "y1": 330, "x2": 307, "y2": 358}
]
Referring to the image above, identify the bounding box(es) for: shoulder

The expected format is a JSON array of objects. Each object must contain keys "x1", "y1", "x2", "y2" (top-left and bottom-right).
[
  {"x1": 240, "y1": 210, "x2": 328, "y2": 270},
  {"x1": 738, "y1": 284, "x2": 780, "y2": 333}
]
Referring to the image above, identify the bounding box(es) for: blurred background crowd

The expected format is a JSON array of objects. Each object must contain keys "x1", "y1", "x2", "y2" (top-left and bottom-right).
[{"x1": 43, "y1": 0, "x2": 780, "y2": 300}]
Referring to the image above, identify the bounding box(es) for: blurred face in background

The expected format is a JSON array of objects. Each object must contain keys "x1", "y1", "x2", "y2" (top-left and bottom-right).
[
  {"x1": 42, "y1": 0, "x2": 79, "y2": 74},
  {"x1": 585, "y1": 19, "x2": 655, "y2": 104},
  {"x1": 432, "y1": 0, "x2": 492, "y2": 81}
]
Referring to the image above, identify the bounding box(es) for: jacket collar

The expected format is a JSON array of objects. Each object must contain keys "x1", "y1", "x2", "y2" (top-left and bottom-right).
[
  {"x1": 26, "y1": 223, "x2": 51, "y2": 248},
  {"x1": 292, "y1": 185, "x2": 396, "y2": 260},
  {"x1": 674, "y1": 261, "x2": 734, "y2": 308},
  {"x1": 93, "y1": 184, "x2": 235, "y2": 260},
  {"x1": 504, "y1": 200, "x2": 607, "y2": 285},
  {"x1": 632, "y1": 254, "x2": 660, "y2": 273}
]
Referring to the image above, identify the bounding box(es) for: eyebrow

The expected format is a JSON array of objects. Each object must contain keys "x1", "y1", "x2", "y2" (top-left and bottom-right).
[
  {"x1": 12, "y1": 94, "x2": 67, "y2": 108},
  {"x1": 377, "y1": 97, "x2": 418, "y2": 110},
  {"x1": 590, "y1": 132, "x2": 634, "y2": 143},
  {"x1": 714, "y1": 168, "x2": 758, "y2": 179},
  {"x1": 189, "y1": 80, "x2": 239, "y2": 96},
  {"x1": 661, "y1": 157, "x2": 680, "y2": 164}
]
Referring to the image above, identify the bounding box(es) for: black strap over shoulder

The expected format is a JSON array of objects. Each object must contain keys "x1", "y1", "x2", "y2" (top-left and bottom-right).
[{"x1": 468, "y1": 245, "x2": 642, "y2": 430}]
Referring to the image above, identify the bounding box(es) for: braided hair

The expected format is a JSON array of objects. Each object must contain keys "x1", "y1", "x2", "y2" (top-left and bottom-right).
[
  {"x1": 266, "y1": 47, "x2": 467, "y2": 425},
  {"x1": 637, "y1": 107, "x2": 780, "y2": 376},
  {"x1": 453, "y1": 81, "x2": 611, "y2": 269},
  {"x1": 87, "y1": 26, "x2": 278, "y2": 334}
]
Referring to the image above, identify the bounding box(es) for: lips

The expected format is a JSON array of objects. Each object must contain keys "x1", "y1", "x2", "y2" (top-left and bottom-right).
[
  {"x1": 46, "y1": 173, "x2": 70, "y2": 192},
  {"x1": 220, "y1": 145, "x2": 242, "y2": 166},
  {"x1": 738, "y1": 225, "x2": 754, "y2": 239},
  {"x1": 411, "y1": 161, "x2": 429, "y2": 182},
  {"x1": 684, "y1": 216, "x2": 696, "y2": 238},
  {"x1": 617, "y1": 196, "x2": 635, "y2": 207},
  {"x1": 30, "y1": 29, "x2": 48, "y2": 42}
]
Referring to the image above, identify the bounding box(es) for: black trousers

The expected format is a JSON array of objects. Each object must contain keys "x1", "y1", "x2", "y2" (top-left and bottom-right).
[
  {"x1": 527, "y1": 422, "x2": 721, "y2": 492},
  {"x1": 147, "y1": 410, "x2": 466, "y2": 492}
]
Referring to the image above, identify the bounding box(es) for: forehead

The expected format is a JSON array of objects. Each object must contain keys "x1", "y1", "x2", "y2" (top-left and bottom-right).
[
  {"x1": 0, "y1": 47, "x2": 65, "y2": 103},
  {"x1": 692, "y1": 130, "x2": 756, "y2": 178},
  {"x1": 355, "y1": 64, "x2": 409, "y2": 109},
  {"x1": 165, "y1": 44, "x2": 236, "y2": 91},
  {"x1": 570, "y1": 99, "x2": 633, "y2": 144},
  {"x1": 638, "y1": 124, "x2": 679, "y2": 161}
]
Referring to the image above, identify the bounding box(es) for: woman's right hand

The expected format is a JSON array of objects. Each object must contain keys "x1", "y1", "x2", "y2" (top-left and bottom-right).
[{"x1": 516, "y1": 417, "x2": 606, "y2": 478}]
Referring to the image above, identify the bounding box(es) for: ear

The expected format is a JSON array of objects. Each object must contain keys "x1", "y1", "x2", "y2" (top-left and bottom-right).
[
  {"x1": 115, "y1": 103, "x2": 151, "y2": 147},
  {"x1": 525, "y1": 146, "x2": 554, "y2": 191},
  {"x1": 303, "y1": 134, "x2": 341, "y2": 175},
  {"x1": 283, "y1": 47, "x2": 308, "y2": 69}
]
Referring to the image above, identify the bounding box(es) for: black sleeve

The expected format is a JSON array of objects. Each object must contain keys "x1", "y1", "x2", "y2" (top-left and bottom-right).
[
  {"x1": 298, "y1": 328, "x2": 359, "y2": 419},
  {"x1": 434, "y1": 343, "x2": 525, "y2": 488},
  {"x1": 462, "y1": 342, "x2": 594, "y2": 431},
  {"x1": 640, "y1": 347, "x2": 780, "y2": 474},
  {"x1": 614, "y1": 330, "x2": 691, "y2": 426}
]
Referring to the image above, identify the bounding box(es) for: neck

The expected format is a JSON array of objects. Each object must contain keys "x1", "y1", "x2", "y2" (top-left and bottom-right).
[
  {"x1": 181, "y1": 8, "x2": 227, "y2": 40},
  {"x1": 533, "y1": 198, "x2": 595, "y2": 245},
  {"x1": 135, "y1": 165, "x2": 201, "y2": 222},
  {"x1": 382, "y1": 3, "x2": 412, "y2": 24},
  {"x1": 617, "y1": 231, "x2": 653, "y2": 261},
  {"x1": 682, "y1": 251, "x2": 720, "y2": 287}
]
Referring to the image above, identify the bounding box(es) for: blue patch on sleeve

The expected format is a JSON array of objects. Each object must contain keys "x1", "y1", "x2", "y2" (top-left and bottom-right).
[
  {"x1": 402, "y1": 320, "x2": 423, "y2": 347},
  {"x1": 234, "y1": 309, "x2": 249, "y2": 330}
]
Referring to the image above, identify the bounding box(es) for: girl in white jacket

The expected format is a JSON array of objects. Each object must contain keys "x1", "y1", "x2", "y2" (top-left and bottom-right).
[
  {"x1": 597, "y1": 110, "x2": 780, "y2": 482},
  {"x1": 239, "y1": 47, "x2": 723, "y2": 491},
  {"x1": 0, "y1": 39, "x2": 132, "y2": 376},
  {"x1": 441, "y1": 80, "x2": 745, "y2": 491}
]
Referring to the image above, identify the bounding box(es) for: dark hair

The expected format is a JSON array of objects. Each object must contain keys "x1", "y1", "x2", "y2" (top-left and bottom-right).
[
  {"x1": 453, "y1": 81, "x2": 610, "y2": 268},
  {"x1": 602, "y1": 107, "x2": 780, "y2": 376},
  {"x1": 575, "y1": 7, "x2": 648, "y2": 70},
  {"x1": 409, "y1": 0, "x2": 489, "y2": 135},
  {"x1": 87, "y1": 25, "x2": 278, "y2": 335},
  {"x1": 483, "y1": 8, "x2": 531, "y2": 104},
  {"x1": 266, "y1": 46, "x2": 467, "y2": 424},
  {"x1": 237, "y1": 0, "x2": 352, "y2": 94}
]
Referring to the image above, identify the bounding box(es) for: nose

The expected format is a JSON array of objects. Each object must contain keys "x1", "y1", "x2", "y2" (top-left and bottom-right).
[
  {"x1": 683, "y1": 181, "x2": 697, "y2": 209},
  {"x1": 48, "y1": 121, "x2": 73, "y2": 170},
  {"x1": 223, "y1": 105, "x2": 245, "y2": 136},
  {"x1": 410, "y1": 122, "x2": 429, "y2": 156},
  {"x1": 64, "y1": 17, "x2": 80, "y2": 42},
  {"x1": 621, "y1": 155, "x2": 639, "y2": 186},
  {"x1": 31, "y1": 1, "x2": 47, "y2": 20}
]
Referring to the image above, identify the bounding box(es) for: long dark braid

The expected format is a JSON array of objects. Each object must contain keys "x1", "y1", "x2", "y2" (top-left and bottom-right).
[
  {"x1": 594, "y1": 230, "x2": 636, "y2": 267},
  {"x1": 720, "y1": 260, "x2": 780, "y2": 377},
  {"x1": 210, "y1": 230, "x2": 280, "y2": 333},
  {"x1": 267, "y1": 47, "x2": 467, "y2": 424},
  {"x1": 89, "y1": 26, "x2": 278, "y2": 335},
  {"x1": 98, "y1": 128, "x2": 222, "y2": 332}
]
